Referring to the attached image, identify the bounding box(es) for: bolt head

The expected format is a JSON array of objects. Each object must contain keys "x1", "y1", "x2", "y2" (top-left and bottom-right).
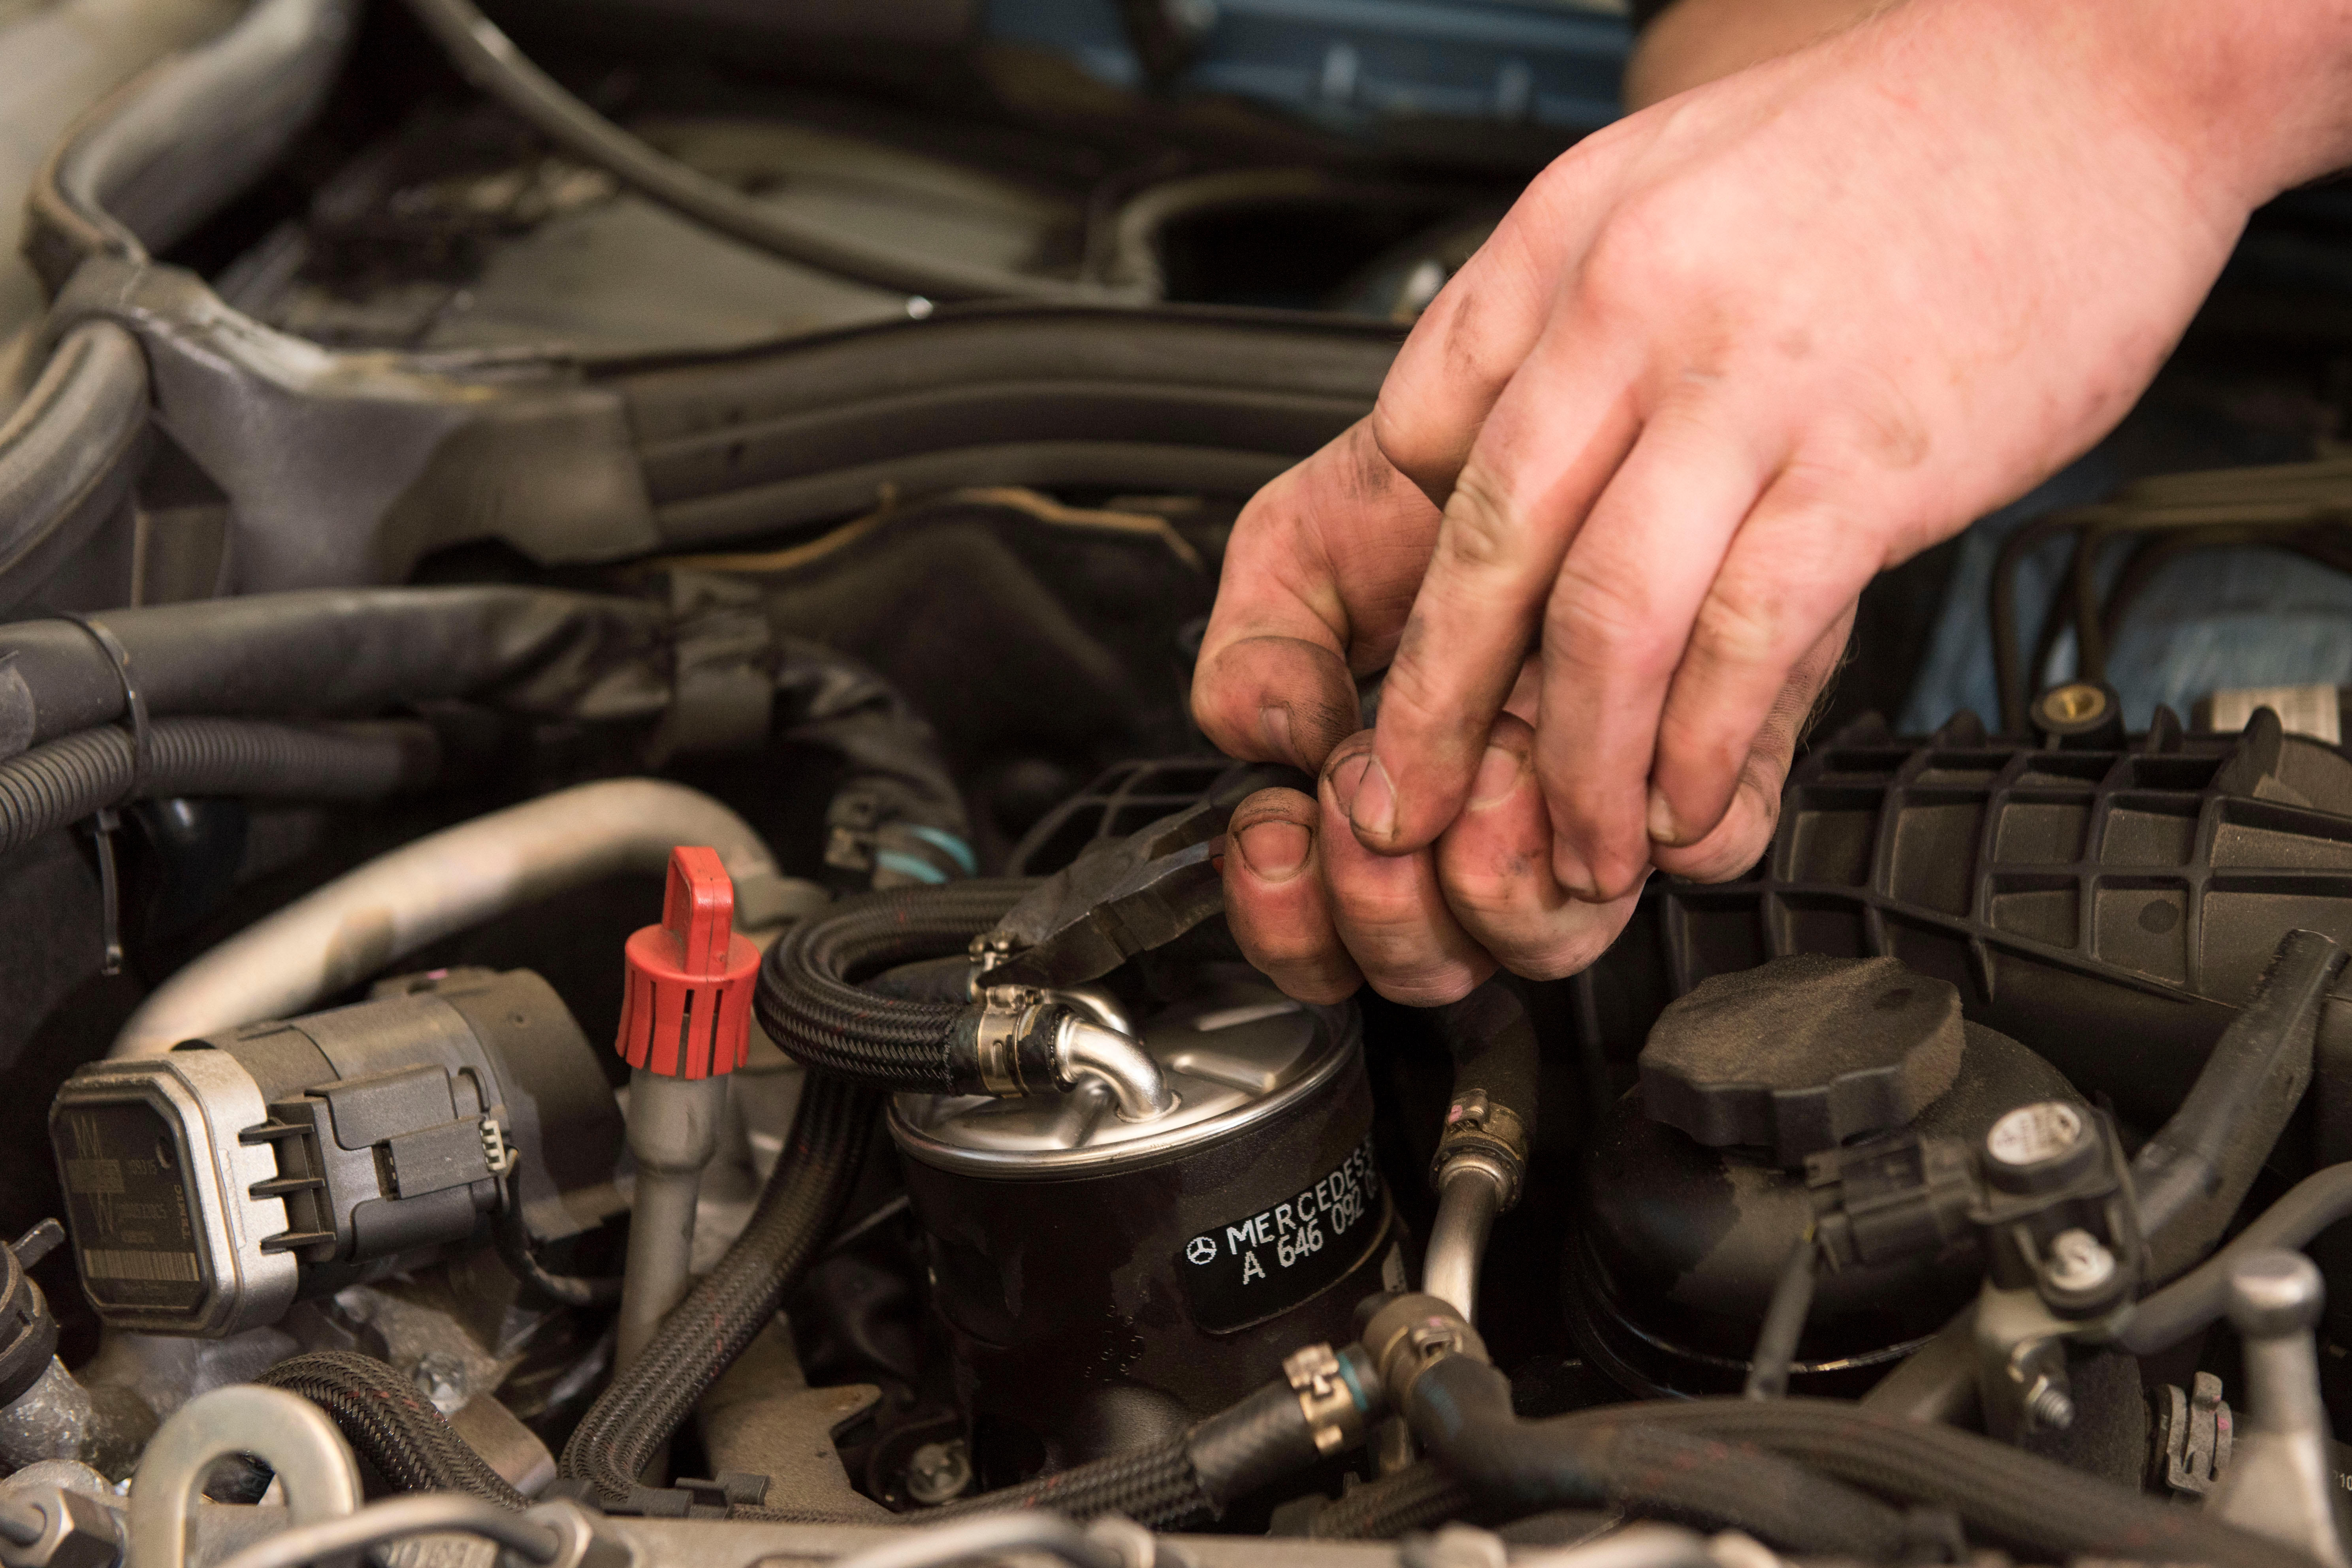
[
  {"x1": 903, "y1": 1440, "x2": 972, "y2": 1506},
  {"x1": 2226, "y1": 1249, "x2": 2324, "y2": 1338},
  {"x1": 2043, "y1": 1228, "x2": 2117, "y2": 1294},
  {"x1": 1987, "y1": 1102, "x2": 2085, "y2": 1169},
  {"x1": 411, "y1": 1353, "x2": 468, "y2": 1415}
]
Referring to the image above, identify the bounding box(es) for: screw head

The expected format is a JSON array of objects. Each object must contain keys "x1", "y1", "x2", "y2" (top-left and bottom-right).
[
  {"x1": 1987, "y1": 1102, "x2": 2085, "y2": 1169},
  {"x1": 2039, "y1": 683, "x2": 2108, "y2": 725},
  {"x1": 2043, "y1": 1228, "x2": 2117, "y2": 1294},
  {"x1": 411, "y1": 1353, "x2": 468, "y2": 1416},
  {"x1": 904, "y1": 1440, "x2": 973, "y2": 1506}
]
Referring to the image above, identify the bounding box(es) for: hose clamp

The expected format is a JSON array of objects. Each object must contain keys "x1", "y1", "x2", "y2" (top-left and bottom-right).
[
  {"x1": 1430, "y1": 1091, "x2": 1526, "y2": 1208},
  {"x1": 1281, "y1": 1343, "x2": 1365, "y2": 1456},
  {"x1": 1359, "y1": 1292, "x2": 1488, "y2": 1409},
  {"x1": 971, "y1": 986, "x2": 1058, "y2": 1098}
]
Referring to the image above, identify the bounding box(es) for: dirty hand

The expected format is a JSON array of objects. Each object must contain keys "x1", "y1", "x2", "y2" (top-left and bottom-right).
[{"x1": 1192, "y1": 0, "x2": 2352, "y2": 1003}]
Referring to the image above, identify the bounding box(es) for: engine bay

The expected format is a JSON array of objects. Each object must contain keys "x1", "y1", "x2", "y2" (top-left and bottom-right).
[{"x1": 11, "y1": 2, "x2": 2352, "y2": 1566}]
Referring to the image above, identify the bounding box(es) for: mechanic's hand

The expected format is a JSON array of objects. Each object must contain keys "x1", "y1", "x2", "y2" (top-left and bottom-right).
[
  {"x1": 1197, "y1": 421, "x2": 1852, "y2": 1000},
  {"x1": 1196, "y1": 0, "x2": 2333, "y2": 1003}
]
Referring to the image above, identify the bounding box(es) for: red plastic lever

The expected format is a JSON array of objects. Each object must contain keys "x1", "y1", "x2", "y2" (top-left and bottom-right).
[{"x1": 617, "y1": 845, "x2": 761, "y2": 1078}]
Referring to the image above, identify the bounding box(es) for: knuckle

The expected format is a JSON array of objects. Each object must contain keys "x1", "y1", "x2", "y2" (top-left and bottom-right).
[
  {"x1": 1504, "y1": 927, "x2": 1616, "y2": 982},
  {"x1": 1433, "y1": 472, "x2": 1522, "y2": 576},
  {"x1": 1231, "y1": 910, "x2": 1338, "y2": 971},
  {"x1": 1575, "y1": 198, "x2": 1686, "y2": 319},
  {"x1": 1545, "y1": 562, "x2": 1668, "y2": 676},
  {"x1": 1370, "y1": 393, "x2": 1458, "y2": 497},
  {"x1": 1364, "y1": 963, "x2": 1483, "y2": 1007},
  {"x1": 1689, "y1": 582, "x2": 1784, "y2": 672}
]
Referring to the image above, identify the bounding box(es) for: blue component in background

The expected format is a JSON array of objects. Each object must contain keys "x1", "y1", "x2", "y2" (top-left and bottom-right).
[{"x1": 986, "y1": 0, "x2": 1630, "y2": 137}]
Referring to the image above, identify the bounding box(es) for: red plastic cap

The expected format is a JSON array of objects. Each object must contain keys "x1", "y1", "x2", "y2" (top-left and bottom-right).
[{"x1": 618, "y1": 846, "x2": 761, "y2": 1079}]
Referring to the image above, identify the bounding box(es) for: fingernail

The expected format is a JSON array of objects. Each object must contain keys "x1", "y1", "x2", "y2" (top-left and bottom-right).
[
  {"x1": 1554, "y1": 841, "x2": 1601, "y2": 901},
  {"x1": 1351, "y1": 757, "x2": 1397, "y2": 841},
  {"x1": 1329, "y1": 751, "x2": 1372, "y2": 817},
  {"x1": 1235, "y1": 820, "x2": 1310, "y2": 882},
  {"x1": 1260, "y1": 706, "x2": 1295, "y2": 764},
  {"x1": 1646, "y1": 786, "x2": 1682, "y2": 845},
  {"x1": 1467, "y1": 745, "x2": 1523, "y2": 809}
]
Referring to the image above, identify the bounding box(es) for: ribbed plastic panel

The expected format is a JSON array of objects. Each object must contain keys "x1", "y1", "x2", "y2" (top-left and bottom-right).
[{"x1": 1653, "y1": 709, "x2": 2352, "y2": 1126}]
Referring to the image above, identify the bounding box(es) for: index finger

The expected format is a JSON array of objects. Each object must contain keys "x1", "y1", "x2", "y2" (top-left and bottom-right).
[{"x1": 1192, "y1": 421, "x2": 1446, "y2": 774}]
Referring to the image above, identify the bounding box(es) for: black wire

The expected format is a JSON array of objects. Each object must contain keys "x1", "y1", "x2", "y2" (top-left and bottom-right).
[
  {"x1": 494, "y1": 1173, "x2": 621, "y2": 1308},
  {"x1": 1742, "y1": 1233, "x2": 1819, "y2": 1400},
  {"x1": 395, "y1": 0, "x2": 1144, "y2": 305}
]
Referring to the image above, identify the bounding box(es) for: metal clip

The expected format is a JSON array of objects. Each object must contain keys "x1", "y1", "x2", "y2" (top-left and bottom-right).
[
  {"x1": 1282, "y1": 1344, "x2": 1363, "y2": 1456},
  {"x1": 971, "y1": 985, "x2": 1052, "y2": 1098}
]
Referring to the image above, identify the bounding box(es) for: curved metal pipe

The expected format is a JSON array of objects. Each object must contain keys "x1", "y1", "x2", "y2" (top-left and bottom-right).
[
  {"x1": 1423, "y1": 1157, "x2": 1508, "y2": 1324},
  {"x1": 124, "y1": 1385, "x2": 358, "y2": 1568},
  {"x1": 1055, "y1": 1017, "x2": 1176, "y2": 1122},
  {"x1": 1051, "y1": 985, "x2": 1135, "y2": 1039},
  {"x1": 112, "y1": 778, "x2": 791, "y2": 1056}
]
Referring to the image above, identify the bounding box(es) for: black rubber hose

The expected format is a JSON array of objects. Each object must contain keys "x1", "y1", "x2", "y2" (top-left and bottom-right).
[
  {"x1": 2130, "y1": 928, "x2": 2346, "y2": 1281},
  {"x1": 2122, "y1": 1161, "x2": 2352, "y2": 1353},
  {"x1": 559, "y1": 1072, "x2": 879, "y2": 1505},
  {"x1": 396, "y1": 0, "x2": 1140, "y2": 304},
  {"x1": 1432, "y1": 978, "x2": 1540, "y2": 1143},
  {"x1": 1523, "y1": 1388, "x2": 2319, "y2": 1568},
  {"x1": 260, "y1": 1351, "x2": 526, "y2": 1508},
  {"x1": 1407, "y1": 1359, "x2": 1908, "y2": 1559},
  {"x1": 0, "y1": 718, "x2": 438, "y2": 856},
  {"x1": 773, "y1": 636, "x2": 970, "y2": 883},
  {"x1": 890, "y1": 1350, "x2": 1382, "y2": 1529},
  {"x1": 0, "y1": 591, "x2": 967, "y2": 889},
  {"x1": 0, "y1": 589, "x2": 674, "y2": 753},
  {"x1": 919, "y1": 1439, "x2": 1211, "y2": 1530},
  {"x1": 755, "y1": 881, "x2": 1034, "y2": 1091},
  {"x1": 1310, "y1": 1462, "x2": 1472, "y2": 1540},
  {"x1": 1183, "y1": 1365, "x2": 1363, "y2": 1505},
  {"x1": 755, "y1": 1348, "x2": 1378, "y2": 1527}
]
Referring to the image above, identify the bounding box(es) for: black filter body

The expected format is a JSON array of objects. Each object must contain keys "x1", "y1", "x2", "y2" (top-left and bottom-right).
[
  {"x1": 51, "y1": 968, "x2": 623, "y2": 1336},
  {"x1": 889, "y1": 982, "x2": 1396, "y2": 1471},
  {"x1": 1569, "y1": 1014, "x2": 2081, "y2": 1399}
]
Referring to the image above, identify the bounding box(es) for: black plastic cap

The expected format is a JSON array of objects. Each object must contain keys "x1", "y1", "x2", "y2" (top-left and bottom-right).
[{"x1": 1639, "y1": 955, "x2": 1966, "y2": 1167}]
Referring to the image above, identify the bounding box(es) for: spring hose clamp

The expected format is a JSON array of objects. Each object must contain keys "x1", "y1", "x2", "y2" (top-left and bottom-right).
[{"x1": 1282, "y1": 1344, "x2": 1366, "y2": 1455}]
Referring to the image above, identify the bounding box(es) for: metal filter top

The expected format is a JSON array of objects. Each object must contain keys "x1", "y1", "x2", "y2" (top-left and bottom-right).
[{"x1": 888, "y1": 983, "x2": 1353, "y2": 1177}]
